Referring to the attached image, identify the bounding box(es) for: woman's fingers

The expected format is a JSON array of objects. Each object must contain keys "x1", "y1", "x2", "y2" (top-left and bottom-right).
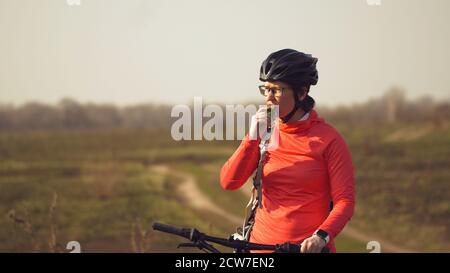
[
  {"x1": 300, "y1": 236, "x2": 326, "y2": 253},
  {"x1": 300, "y1": 242, "x2": 308, "y2": 253}
]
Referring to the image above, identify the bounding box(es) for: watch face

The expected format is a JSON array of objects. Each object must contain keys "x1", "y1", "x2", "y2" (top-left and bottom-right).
[{"x1": 317, "y1": 229, "x2": 328, "y2": 238}]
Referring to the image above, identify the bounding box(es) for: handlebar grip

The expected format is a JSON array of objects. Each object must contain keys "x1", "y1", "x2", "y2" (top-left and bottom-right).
[
  {"x1": 287, "y1": 243, "x2": 300, "y2": 253},
  {"x1": 280, "y1": 243, "x2": 329, "y2": 253},
  {"x1": 276, "y1": 242, "x2": 300, "y2": 253},
  {"x1": 152, "y1": 222, "x2": 191, "y2": 239},
  {"x1": 321, "y1": 247, "x2": 330, "y2": 253}
]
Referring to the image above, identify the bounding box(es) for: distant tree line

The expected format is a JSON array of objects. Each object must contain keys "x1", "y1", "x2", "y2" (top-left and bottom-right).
[
  {"x1": 319, "y1": 87, "x2": 450, "y2": 126},
  {"x1": 0, "y1": 98, "x2": 172, "y2": 130},
  {"x1": 0, "y1": 88, "x2": 449, "y2": 130}
]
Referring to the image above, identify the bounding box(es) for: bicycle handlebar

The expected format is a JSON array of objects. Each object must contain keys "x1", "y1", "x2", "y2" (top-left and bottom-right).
[
  {"x1": 152, "y1": 222, "x2": 329, "y2": 253},
  {"x1": 153, "y1": 222, "x2": 192, "y2": 240}
]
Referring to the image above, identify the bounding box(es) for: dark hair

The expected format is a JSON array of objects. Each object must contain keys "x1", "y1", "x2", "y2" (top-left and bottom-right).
[{"x1": 292, "y1": 86, "x2": 315, "y2": 113}]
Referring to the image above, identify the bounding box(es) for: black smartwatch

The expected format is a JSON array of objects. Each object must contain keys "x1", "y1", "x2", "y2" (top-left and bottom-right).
[{"x1": 314, "y1": 229, "x2": 330, "y2": 244}]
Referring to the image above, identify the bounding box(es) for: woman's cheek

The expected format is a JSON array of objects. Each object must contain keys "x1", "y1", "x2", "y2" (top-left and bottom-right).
[{"x1": 279, "y1": 101, "x2": 293, "y2": 116}]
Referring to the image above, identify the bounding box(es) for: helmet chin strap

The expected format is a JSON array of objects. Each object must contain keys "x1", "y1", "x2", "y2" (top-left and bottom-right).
[{"x1": 280, "y1": 91, "x2": 302, "y2": 123}]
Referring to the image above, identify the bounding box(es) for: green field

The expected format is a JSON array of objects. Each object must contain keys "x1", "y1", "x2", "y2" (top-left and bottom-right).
[
  {"x1": 0, "y1": 124, "x2": 449, "y2": 252},
  {"x1": 0, "y1": 129, "x2": 233, "y2": 252}
]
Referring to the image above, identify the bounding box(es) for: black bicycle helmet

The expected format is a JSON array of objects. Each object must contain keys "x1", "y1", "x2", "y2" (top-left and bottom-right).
[{"x1": 260, "y1": 49, "x2": 318, "y2": 122}]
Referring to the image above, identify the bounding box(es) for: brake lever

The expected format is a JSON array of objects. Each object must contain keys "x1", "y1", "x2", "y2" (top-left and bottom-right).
[{"x1": 177, "y1": 241, "x2": 221, "y2": 253}]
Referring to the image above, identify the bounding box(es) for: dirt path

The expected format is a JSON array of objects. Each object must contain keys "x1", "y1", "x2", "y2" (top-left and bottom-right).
[
  {"x1": 152, "y1": 164, "x2": 416, "y2": 253},
  {"x1": 151, "y1": 165, "x2": 241, "y2": 225},
  {"x1": 384, "y1": 125, "x2": 433, "y2": 143}
]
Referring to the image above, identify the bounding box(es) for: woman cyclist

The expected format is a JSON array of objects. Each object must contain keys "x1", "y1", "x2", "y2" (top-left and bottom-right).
[{"x1": 220, "y1": 49, "x2": 355, "y2": 253}]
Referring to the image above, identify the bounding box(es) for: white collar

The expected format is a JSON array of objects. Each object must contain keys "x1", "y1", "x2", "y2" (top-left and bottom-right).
[{"x1": 299, "y1": 111, "x2": 310, "y2": 121}]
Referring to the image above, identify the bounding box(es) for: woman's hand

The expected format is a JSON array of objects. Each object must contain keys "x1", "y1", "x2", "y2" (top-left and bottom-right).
[
  {"x1": 249, "y1": 106, "x2": 270, "y2": 140},
  {"x1": 300, "y1": 234, "x2": 327, "y2": 253}
]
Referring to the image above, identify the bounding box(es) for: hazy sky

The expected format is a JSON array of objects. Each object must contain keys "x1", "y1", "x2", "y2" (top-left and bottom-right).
[{"x1": 0, "y1": 0, "x2": 449, "y2": 106}]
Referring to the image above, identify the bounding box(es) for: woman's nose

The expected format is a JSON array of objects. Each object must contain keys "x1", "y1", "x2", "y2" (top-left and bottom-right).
[
  {"x1": 266, "y1": 93, "x2": 276, "y2": 103},
  {"x1": 266, "y1": 90, "x2": 275, "y2": 98}
]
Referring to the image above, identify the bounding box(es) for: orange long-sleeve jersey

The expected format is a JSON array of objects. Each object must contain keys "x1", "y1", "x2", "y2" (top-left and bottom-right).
[{"x1": 220, "y1": 110, "x2": 355, "y2": 252}]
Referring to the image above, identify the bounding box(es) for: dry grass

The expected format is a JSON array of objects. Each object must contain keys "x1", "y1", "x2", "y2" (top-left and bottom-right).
[
  {"x1": 7, "y1": 192, "x2": 64, "y2": 252},
  {"x1": 130, "y1": 218, "x2": 151, "y2": 253}
]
